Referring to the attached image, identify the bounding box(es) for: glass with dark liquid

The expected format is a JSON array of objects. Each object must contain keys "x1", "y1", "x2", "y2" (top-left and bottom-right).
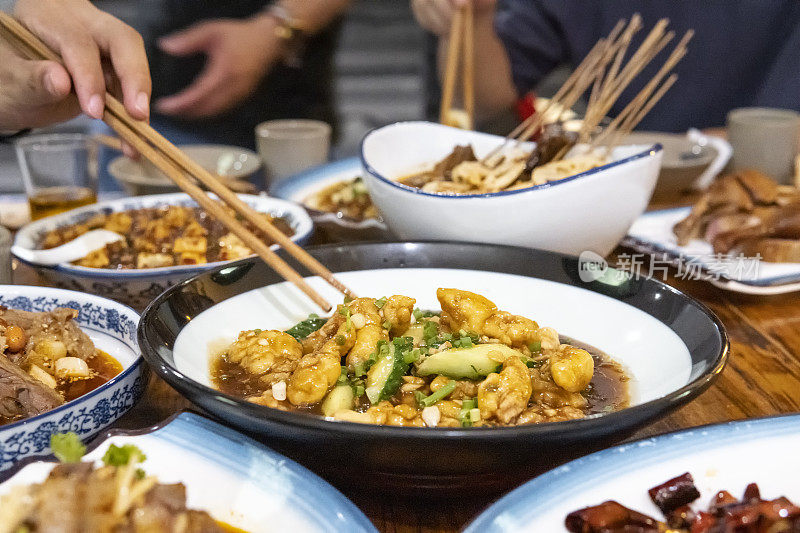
[{"x1": 15, "y1": 134, "x2": 98, "y2": 221}]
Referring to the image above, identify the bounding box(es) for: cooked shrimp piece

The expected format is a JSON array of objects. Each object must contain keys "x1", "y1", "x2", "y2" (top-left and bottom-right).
[
  {"x1": 550, "y1": 346, "x2": 594, "y2": 392},
  {"x1": 287, "y1": 321, "x2": 355, "y2": 406},
  {"x1": 483, "y1": 311, "x2": 540, "y2": 348},
  {"x1": 437, "y1": 288, "x2": 496, "y2": 333},
  {"x1": 477, "y1": 352, "x2": 532, "y2": 424},
  {"x1": 381, "y1": 295, "x2": 416, "y2": 336},
  {"x1": 346, "y1": 298, "x2": 388, "y2": 369},
  {"x1": 225, "y1": 330, "x2": 302, "y2": 384}
]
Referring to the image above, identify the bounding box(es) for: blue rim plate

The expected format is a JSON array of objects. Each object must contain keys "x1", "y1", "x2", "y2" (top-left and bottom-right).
[
  {"x1": 465, "y1": 413, "x2": 800, "y2": 532},
  {"x1": 0, "y1": 411, "x2": 376, "y2": 533},
  {"x1": 271, "y1": 158, "x2": 387, "y2": 230},
  {"x1": 624, "y1": 207, "x2": 800, "y2": 289}
]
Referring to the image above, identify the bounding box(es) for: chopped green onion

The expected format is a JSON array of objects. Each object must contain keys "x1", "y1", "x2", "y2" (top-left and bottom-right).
[
  {"x1": 253, "y1": 328, "x2": 262, "y2": 334},
  {"x1": 469, "y1": 408, "x2": 481, "y2": 423},
  {"x1": 354, "y1": 385, "x2": 365, "y2": 397},
  {"x1": 419, "y1": 380, "x2": 456, "y2": 407},
  {"x1": 335, "y1": 334, "x2": 346, "y2": 346},
  {"x1": 524, "y1": 358, "x2": 543, "y2": 369},
  {"x1": 459, "y1": 398, "x2": 476, "y2": 427},
  {"x1": 50, "y1": 432, "x2": 85, "y2": 463},
  {"x1": 135, "y1": 468, "x2": 146, "y2": 480},
  {"x1": 422, "y1": 320, "x2": 439, "y2": 344},
  {"x1": 414, "y1": 390, "x2": 427, "y2": 405},
  {"x1": 403, "y1": 349, "x2": 419, "y2": 364},
  {"x1": 343, "y1": 295, "x2": 354, "y2": 304},
  {"x1": 382, "y1": 320, "x2": 392, "y2": 331},
  {"x1": 353, "y1": 362, "x2": 366, "y2": 377},
  {"x1": 375, "y1": 296, "x2": 387, "y2": 309},
  {"x1": 528, "y1": 340, "x2": 542, "y2": 354}
]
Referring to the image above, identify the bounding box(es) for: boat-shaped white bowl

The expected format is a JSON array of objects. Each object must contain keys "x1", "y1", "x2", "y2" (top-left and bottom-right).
[
  {"x1": 0, "y1": 285, "x2": 143, "y2": 471},
  {"x1": 361, "y1": 121, "x2": 663, "y2": 256},
  {"x1": 12, "y1": 193, "x2": 314, "y2": 309}
]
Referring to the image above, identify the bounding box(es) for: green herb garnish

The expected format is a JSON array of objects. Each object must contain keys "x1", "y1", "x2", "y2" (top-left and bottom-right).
[
  {"x1": 102, "y1": 443, "x2": 146, "y2": 467},
  {"x1": 50, "y1": 432, "x2": 86, "y2": 463},
  {"x1": 528, "y1": 340, "x2": 542, "y2": 354},
  {"x1": 374, "y1": 296, "x2": 387, "y2": 309}
]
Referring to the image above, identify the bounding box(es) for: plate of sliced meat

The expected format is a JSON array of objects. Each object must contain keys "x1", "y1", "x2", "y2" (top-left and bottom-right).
[
  {"x1": 465, "y1": 413, "x2": 800, "y2": 532},
  {"x1": 624, "y1": 170, "x2": 800, "y2": 293}
]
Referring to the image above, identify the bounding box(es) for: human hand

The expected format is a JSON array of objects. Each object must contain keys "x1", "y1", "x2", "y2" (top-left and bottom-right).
[
  {"x1": 411, "y1": 0, "x2": 497, "y2": 37},
  {"x1": 13, "y1": 0, "x2": 151, "y2": 123},
  {"x1": 155, "y1": 17, "x2": 284, "y2": 119}
]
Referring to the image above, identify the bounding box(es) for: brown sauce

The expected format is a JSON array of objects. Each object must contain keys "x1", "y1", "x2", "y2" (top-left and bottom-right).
[{"x1": 60, "y1": 350, "x2": 124, "y2": 402}]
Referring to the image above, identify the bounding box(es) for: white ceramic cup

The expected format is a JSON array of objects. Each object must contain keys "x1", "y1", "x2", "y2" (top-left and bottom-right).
[
  {"x1": 255, "y1": 119, "x2": 331, "y2": 191},
  {"x1": 727, "y1": 107, "x2": 800, "y2": 184}
]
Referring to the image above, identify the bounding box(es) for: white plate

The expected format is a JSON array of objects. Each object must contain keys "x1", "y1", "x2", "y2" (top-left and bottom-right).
[
  {"x1": 466, "y1": 414, "x2": 800, "y2": 532},
  {"x1": 0, "y1": 412, "x2": 376, "y2": 532},
  {"x1": 173, "y1": 268, "x2": 692, "y2": 408},
  {"x1": 624, "y1": 207, "x2": 800, "y2": 293}
]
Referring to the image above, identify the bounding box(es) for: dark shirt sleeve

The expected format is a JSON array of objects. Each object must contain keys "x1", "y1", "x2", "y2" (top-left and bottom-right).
[{"x1": 493, "y1": 0, "x2": 569, "y2": 96}]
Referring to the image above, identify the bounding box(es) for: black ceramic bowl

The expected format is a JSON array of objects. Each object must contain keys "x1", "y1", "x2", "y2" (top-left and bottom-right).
[{"x1": 138, "y1": 242, "x2": 728, "y2": 495}]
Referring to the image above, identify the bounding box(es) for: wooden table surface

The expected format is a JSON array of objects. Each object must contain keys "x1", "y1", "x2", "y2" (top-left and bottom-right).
[{"x1": 11, "y1": 191, "x2": 800, "y2": 532}]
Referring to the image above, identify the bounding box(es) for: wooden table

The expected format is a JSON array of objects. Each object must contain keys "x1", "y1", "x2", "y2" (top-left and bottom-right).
[{"x1": 11, "y1": 206, "x2": 800, "y2": 532}]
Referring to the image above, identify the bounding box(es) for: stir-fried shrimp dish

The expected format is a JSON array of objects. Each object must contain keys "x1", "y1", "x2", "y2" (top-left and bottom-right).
[{"x1": 211, "y1": 288, "x2": 629, "y2": 427}]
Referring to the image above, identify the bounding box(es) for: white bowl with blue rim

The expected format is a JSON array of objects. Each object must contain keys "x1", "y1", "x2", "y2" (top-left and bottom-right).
[
  {"x1": 0, "y1": 411, "x2": 376, "y2": 532},
  {"x1": 12, "y1": 192, "x2": 314, "y2": 310},
  {"x1": 361, "y1": 121, "x2": 663, "y2": 257},
  {"x1": 0, "y1": 284, "x2": 144, "y2": 471}
]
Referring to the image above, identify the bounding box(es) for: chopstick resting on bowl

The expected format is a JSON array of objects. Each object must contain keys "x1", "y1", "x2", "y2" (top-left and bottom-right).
[
  {"x1": 0, "y1": 12, "x2": 352, "y2": 312},
  {"x1": 439, "y1": 3, "x2": 475, "y2": 130}
]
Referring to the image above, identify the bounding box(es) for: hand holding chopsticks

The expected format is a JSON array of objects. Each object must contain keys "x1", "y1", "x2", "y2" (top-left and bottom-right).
[{"x1": 0, "y1": 11, "x2": 353, "y2": 312}]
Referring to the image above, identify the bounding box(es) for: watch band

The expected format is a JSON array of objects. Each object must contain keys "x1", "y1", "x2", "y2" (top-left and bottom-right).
[{"x1": 264, "y1": 4, "x2": 306, "y2": 68}]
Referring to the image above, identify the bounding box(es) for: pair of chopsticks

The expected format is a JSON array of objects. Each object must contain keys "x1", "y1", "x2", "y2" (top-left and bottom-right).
[
  {"x1": 483, "y1": 15, "x2": 692, "y2": 166},
  {"x1": 439, "y1": 3, "x2": 474, "y2": 130},
  {"x1": 0, "y1": 12, "x2": 352, "y2": 312}
]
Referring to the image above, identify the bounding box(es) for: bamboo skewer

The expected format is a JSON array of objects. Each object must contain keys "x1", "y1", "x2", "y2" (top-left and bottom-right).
[
  {"x1": 0, "y1": 12, "x2": 354, "y2": 312},
  {"x1": 439, "y1": 4, "x2": 474, "y2": 129}
]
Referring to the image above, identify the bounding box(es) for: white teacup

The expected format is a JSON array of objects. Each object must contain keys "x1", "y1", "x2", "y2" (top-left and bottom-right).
[{"x1": 255, "y1": 119, "x2": 331, "y2": 191}]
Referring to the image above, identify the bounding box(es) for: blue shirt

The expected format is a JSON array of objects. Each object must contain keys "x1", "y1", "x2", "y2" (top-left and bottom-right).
[{"x1": 495, "y1": 1, "x2": 800, "y2": 131}]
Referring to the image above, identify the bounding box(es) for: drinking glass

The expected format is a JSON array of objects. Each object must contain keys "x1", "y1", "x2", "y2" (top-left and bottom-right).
[
  {"x1": 255, "y1": 119, "x2": 331, "y2": 191},
  {"x1": 15, "y1": 133, "x2": 98, "y2": 220}
]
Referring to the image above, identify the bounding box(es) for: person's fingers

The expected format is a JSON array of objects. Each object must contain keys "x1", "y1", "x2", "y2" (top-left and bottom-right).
[
  {"x1": 89, "y1": 19, "x2": 151, "y2": 121},
  {"x1": 33, "y1": 61, "x2": 73, "y2": 102},
  {"x1": 158, "y1": 23, "x2": 217, "y2": 56},
  {"x1": 154, "y1": 60, "x2": 226, "y2": 116}
]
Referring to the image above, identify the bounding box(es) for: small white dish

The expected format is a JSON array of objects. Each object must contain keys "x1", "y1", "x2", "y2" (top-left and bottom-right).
[
  {"x1": 0, "y1": 411, "x2": 376, "y2": 532},
  {"x1": 110, "y1": 144, "x2": 261, "y2": 196},
  {"x1": 0, "y1": 285, "x2": 143, "y2": 470},
  {"x1": 624, "y1": 207, "x2": 800, "y2": 292},
  {"x1": 360, "y1": 121, "x2": 663, "y2": 257},
  {"x1": 465, "y1": 413, "x2": 800, "y2": 532}
]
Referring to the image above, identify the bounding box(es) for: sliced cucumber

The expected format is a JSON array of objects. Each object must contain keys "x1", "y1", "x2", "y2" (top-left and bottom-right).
[
  {"x1": 402, "y1": 323, "x2": 426, "y2": 346},
  {"x1": 365, "y1": 341, "x2": 411, "y2": 404},
  {"x1": 321, "y1": 384, "x2": 356, "y2": 417},
  {"x1": 417, "y1": 344, "x2": 522, "y2": 380}
]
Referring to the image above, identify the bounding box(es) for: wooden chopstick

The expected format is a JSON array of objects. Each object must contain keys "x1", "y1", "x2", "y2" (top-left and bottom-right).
[
  {"x1": 439, "y1": 5, "x2": 474, "y2": 129},
  {"x1": 0, "y1": 12, "x2": 352, "y2": 312}
]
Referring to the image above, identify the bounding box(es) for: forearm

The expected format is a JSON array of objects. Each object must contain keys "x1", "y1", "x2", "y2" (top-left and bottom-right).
[
  {"x1": 438, "y1": 8, "x2": 517, "y2": 119},
  {"x1": 256, "y1": 0, "x2": 351, "y2": 35}
]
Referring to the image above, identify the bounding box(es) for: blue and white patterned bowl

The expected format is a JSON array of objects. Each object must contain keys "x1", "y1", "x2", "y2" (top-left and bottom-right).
[
  {"x1": 0, "y1": 411, "x2": 376, "y2": 532},
  {"x1": 12, "y1": 193, "x2": 314, "y2": 310},
  {"x1": 0, "y1": 285, "x2": 143, "y2": 471}
]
